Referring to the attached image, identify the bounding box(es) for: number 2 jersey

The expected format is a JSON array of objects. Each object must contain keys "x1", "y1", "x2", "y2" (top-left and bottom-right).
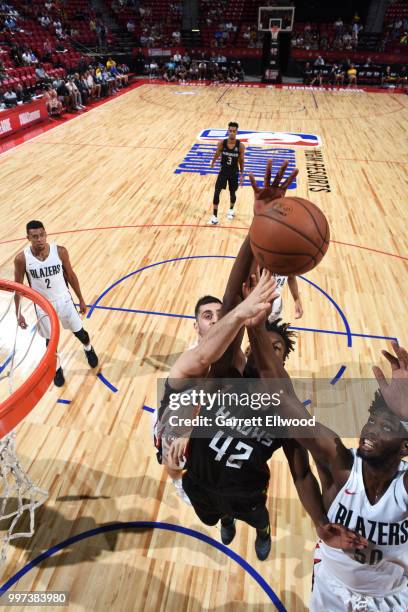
[
  {"x1": 318, "y1": 449, "x2": 408, "y2": 595},
  {"x1": 24, "y1": 243, "x2": 69, "y2": 301}
]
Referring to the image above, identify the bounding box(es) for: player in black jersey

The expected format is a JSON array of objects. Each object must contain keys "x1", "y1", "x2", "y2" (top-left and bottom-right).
[{"x1": 208, "y1": 121, "x2": 245, "y2": 225}]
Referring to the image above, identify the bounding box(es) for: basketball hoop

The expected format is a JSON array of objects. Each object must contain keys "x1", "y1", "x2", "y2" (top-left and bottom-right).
[
  {"x1": 270, "y1": 27, "x2": 280, "y2": 41},
  {"x1": 0, "y1": 279, "x2": 59, "y2": 561}
]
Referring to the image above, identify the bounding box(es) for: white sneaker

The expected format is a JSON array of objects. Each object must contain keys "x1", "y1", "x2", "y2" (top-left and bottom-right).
[
  {"x1": 227, "y1": 209, "x2": 235, "y2": 219},
  {"x1": 172, "y1": 478, "x2": 192, "y2": 506},
  {"x1": 208, "y1": 215, "x2": 218, "y2": 225}
]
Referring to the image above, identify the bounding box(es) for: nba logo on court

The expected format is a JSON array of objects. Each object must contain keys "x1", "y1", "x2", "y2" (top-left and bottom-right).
[
  {"x1": 198, "y1": 129, "x2": 321, "y2": 148},
  {"x1": 175, "y1": 128, "x2": 300, "y2": 188}
]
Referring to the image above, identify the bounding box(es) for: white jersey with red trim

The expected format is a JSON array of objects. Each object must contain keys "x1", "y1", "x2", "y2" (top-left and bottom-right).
[
  {"x1": 318, "y1": 449, "x2": 408, "y2": 596},
  {"x1": 24, "y1": 243, "x2": 69, "y2": 302}
]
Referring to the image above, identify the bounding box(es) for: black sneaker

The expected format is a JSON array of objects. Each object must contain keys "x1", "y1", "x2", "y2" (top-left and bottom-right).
[
  {"x1": 221, "y1": 519, "x2": 236, "y2": 545},
  {"x1": 84, "y1": 346, "x2": 98, "y2": 368},
  {"x1": 255, "y1": 531, "x2": 271, "y2": 561},
  {"x1": 54, "y1": 367, "x2": 65, "y2": 387}
]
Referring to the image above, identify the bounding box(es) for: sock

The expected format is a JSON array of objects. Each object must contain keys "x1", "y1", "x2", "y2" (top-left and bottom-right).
[
  {"x1": 213, "y1": 207, "x2": 218, "y2": 217},
  {"x1": 221, "y1": 515, "x2": 234, "y2": 527}
]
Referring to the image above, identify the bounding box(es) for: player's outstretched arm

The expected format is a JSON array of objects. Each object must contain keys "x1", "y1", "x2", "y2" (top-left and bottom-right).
[
  {"x1": 373, "y1": 341, "x2": 408, "y2": 422},
  {"x1": 223, "y1": 160, "x2": 299, "y2": 313},
  {"x1": 249, "y1": 159, "x2": 299, "y2": 215},
  {"x1": 14, "y1": 252, "x2": 27, "y2": 328},
  {"x1": 287, "y1": 275, "x2": 303, "y2": 319},
  {"x1": 170, "y1": 269, "x2": 277, "y2": 384},
  {"x1": 246, "y1": 316, "x2": 353, "y2": 482},
  {"x1": 282, "y1": 439, "x2": 367, "y2": 550},
  {"x1": 57, "y1": 246, "x2": 87, "y2": 314},
  {"x1": 373, "y1": 341, "x2": 408, "y2": 492}
]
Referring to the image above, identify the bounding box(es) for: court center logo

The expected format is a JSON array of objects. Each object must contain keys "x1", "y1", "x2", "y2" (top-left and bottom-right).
[
  {"x1": 175, "y1": 144, "x2": 297, "y2": 188},
  {"x1": 198, "y1": 129, "x2": 321, "y2": 148}
]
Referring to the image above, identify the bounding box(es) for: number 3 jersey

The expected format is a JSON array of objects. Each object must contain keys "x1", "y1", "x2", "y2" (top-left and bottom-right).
[
  {"x1": 318, "y1": 449, "x2": 408, "y2": 595},
  {"x1": 24, "y1": 243, "x2": 69, "y2": 301}
]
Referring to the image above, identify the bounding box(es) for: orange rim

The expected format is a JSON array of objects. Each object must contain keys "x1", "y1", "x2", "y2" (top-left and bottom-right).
[{"x1": 0, "y1": 280, "x2": 60, "y2": 439}]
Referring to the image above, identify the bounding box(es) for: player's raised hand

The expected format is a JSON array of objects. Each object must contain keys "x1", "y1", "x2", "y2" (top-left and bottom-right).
[
  {"x1": 169, "y1": 437, "x2": 188, "y2": 467},
  {"x1": 17, "y1": 314, "x2": 27, "y2": 329},
  {"x1": 240, "y1": 268, "x2": 279, "y2": 327},
  {"x1": 372, "y1": 341, "x2": 408, "y2": 420},
  {"x1": 317, "y1": 523, "x2": 368, "y2": 551},
  {"x1": 249, "y1": 159, "x2": 299, "y2": 214}
]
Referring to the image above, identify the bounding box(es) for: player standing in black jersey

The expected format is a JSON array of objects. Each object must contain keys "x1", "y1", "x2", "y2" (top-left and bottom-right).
[{"x1": 208, "y1": 121, "x2": 245, "y2": 225}]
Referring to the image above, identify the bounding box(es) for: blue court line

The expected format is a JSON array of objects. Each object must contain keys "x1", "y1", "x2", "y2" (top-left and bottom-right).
[
  {"x1": 86, "y1": 255, "x2": 235, "y2": 320},
  {"x1": 56, "y1": 399, "x2": 71, "y2": 405},
  {"x1": 0, "y1": 353, "x2": 13, "y2": 374},
  {"x1": 330, "y1": 365, "x2": 347, "y2": 385},
  {"x1": 302, "y1": 400, "x2": 312, "y2": 407},
  {"x1": 97, "y1": 373, "x2": 118, "y2": 393},
  {"x1": 143, "y1": 405, "x2": 155, "y2": 413},
  {"x1": 298, "y1": 276, "x2": 353, "y2": 347},
  {"x1": 79, "y1": 304, "x2": 397, "y2": 343},
  {"x1": 0, "y1": 521, "x2": 286, "y2": 611}
]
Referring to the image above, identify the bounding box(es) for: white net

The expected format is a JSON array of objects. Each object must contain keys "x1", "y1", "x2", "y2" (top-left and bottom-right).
[{"x1": 0, "y1": 289, "x2": 49, "y2": 562}]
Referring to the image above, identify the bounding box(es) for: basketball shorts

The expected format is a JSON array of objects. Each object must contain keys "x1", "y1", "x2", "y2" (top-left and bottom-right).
[
  {"x1": 215, "y1": 173, "x2": 238, "y2": 192},
  {"x1": 36, "y1": 295, "x2": 82, "y2": 339},
  {"x1": 182, "y1": 474, "x2": 269, "y2": 528},
  {"x1": 310, "y1": 562, "x2": 408, "y2": 611}
]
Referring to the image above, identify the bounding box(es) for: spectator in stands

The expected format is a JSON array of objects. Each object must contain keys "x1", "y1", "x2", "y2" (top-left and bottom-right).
[
  {"x1": 198, "y1": 59, "x2": 207, "y2": 80},
  {"x1": 176, "y1": 63, "x2": 187, "y2": 82},
  {"x1": 35, "y1": 64, "x2": 50, "y2": 86},
  {"x1": 74, "y1": 72, "x2": 89, "y2": 104},
  {"x1": 106, "y1": 57, "x2": 116, "y2": 70},
  {"x1": 39, "y1": 14, "x2": 51, "y2": 28},
  {"x1": 44, "y1": 83, "x2": 63, "y2": 115},
  {"x1": 303, "y1": 62, "x2": 312, "y2": 84},
  {"x1": 127, "y1": 20, "x2": 135, "y2": 34},
  {"x1": 172, "y1": 29, "x2": 181, "y2": 44},
  {"x1": 3, "y1": 88, "x2": 17, "y2": 107},
  {"x1": 347, "y1": 63, "x2": 357, "y2": 87},
  {"x1": 310, "y1": 68, "x2": 323, "y2": 86},
  {"x1": 43, "y1": 39, "x2": 53, "y2": 62},
  {"x1": 235, "y1": 61, "x2": 244, "y2": 82},
  {"x1": 381, "y1": 65, "x2": 398, "y2": 87},
  {"x1": 334, "y1": 17, "x2": 343, "y2": 35},
  {"x1": 117, "y1": 64, "x2": 129, "y2": 85},
  {"x1": 314, "y1": 55, "x2": 324, "y2": 67},
  {"x1": 333, "y1": 64, "x2": 344, "y2": 85},
  {"x1": 173, "y1": 52, "x2": 182, "y2": 64},
  {"x1": 397, "y1": 66, "x2": 407, "y2": 91},
  {"x1": 4, "y1": 15, "x2": 17, "y2": 31},
  {"x1": 66, "y1": 75, "x2": 85, "y2": 110},
  {"x1": 86, "y1": 70, "x2": 101, "y2": 99},
  {"x1": 15, "y1": 83, "x2": 31, "y2": 104},
  {"x1": 343, "y1": 29, "x2": 353, "y2": 50}
]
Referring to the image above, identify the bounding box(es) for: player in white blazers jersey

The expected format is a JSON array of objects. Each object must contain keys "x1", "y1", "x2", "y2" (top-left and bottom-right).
[
  {"x1": 245, "y1": 321, "x2": 408, "y2": 611},
  {"x1": 14, "y1": 220, "x2": 98, "y2": 387},
  {"x1": 268, "y1": 272, "x2": 303, "y2": 322}
]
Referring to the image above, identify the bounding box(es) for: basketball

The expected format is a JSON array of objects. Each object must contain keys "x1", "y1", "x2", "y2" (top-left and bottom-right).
[{"x1": 249, "y1": 197, "x2": 330, "y2": 275}]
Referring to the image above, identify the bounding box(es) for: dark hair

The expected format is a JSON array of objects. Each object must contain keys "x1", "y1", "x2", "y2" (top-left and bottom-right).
[
  {"x1": 228, "y1": 121, "x2": 238, "y2": 129},
  {"x1": 194, "y1": 295, "x2": 222, "y2": 320},
  {"x1": 265, "y1": 317, "x2": 296, "y2": 360},
  {"x1": 369, "y1": 390, "x2": 408, "y2": 447},
  {"x1": 26, "y1": 220, "x2": 44, "y2": 234}
]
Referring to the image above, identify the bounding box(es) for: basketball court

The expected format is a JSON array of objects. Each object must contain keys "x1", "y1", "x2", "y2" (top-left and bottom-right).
[{"x1": 0, "y1": 81, "x2": 407, "y2": 610}]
